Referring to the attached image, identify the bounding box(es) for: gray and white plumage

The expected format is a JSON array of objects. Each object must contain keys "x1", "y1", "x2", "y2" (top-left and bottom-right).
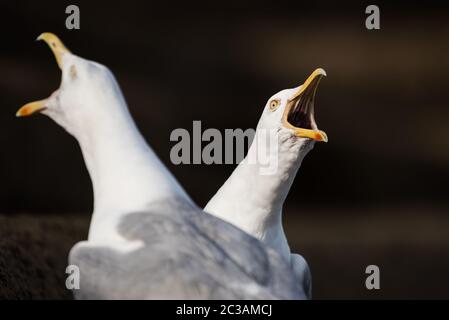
[
  {"x1": 18, "y1": 33, "x2": 306, "y2": 299},
  {"x1": 70, "y1": 198, "x2": 305, "y2": 299}
]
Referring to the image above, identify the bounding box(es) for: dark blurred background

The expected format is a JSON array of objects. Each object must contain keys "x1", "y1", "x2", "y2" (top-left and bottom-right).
[{"x1": 0, "y1": 0, "x2": 448, "y2": 299}]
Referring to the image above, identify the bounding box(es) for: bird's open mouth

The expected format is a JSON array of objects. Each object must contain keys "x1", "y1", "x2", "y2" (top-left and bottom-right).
[
  {"x1": 281, "y1": 68, "x2": 328, "y2": 142},
  {"x1": 16, "y1": 33, "x2": 69, "y2": 117}
]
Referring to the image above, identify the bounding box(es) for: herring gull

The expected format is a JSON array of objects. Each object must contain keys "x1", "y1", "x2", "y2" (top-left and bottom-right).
[{"x1": 204, "y1": 69, "x2": 328, "y2": 298}]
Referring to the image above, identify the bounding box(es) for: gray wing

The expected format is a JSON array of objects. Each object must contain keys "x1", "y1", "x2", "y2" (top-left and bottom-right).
[
  {"x1": 291, "y1": 253, "x2": 312, "y2": 299},
  {"x1": 69, "y1": 198, "x2": 305, "y2": 299}
]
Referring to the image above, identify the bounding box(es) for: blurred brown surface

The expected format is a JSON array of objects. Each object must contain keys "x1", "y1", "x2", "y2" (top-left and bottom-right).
[
  {"x1": 286, "y1": 205, "x2": 449, "y2": 298},
  {"x1": 0, "y1": 1, "x2": 448, "y2": 298},
  {"x1": 0, "y1": 214, "x2": 85, "y2": 299}
]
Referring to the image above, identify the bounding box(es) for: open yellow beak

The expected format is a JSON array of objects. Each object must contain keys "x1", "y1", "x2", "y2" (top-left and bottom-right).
[
  {"x1": 16, "y1": 33, "x2": 71, "y2": 117},
  {"x1": 16, "y1": 100, "x2": 47, "y2": 117},
  {"x1": 282, "y1": 68, "x2": 328, "y2": 142}
]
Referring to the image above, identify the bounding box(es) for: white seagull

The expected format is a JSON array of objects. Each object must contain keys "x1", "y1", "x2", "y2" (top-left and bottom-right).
[
  {"x1": 17, "y1": 33, "x2": 306, "y2": 299},
  {"x1": 204, "y1": 69, "x2": 328, "y2": 298}
]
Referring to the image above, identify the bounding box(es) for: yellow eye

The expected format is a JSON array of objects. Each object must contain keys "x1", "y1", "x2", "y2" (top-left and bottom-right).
[{"x1": 269, "y1": 99, "x2": 280, "y2": 112}]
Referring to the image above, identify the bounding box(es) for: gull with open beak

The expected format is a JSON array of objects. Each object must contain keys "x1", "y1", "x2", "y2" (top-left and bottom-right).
[
  {"x1": 17, "y1": 33, "x2": 307, "y2": 299},
  {"x1": 204, "y1": 69, "x2": 328, "y2": 298}
]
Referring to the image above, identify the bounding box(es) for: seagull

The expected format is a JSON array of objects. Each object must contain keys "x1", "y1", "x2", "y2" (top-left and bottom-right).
[
  {"x1": 204, "y1": 69, "x2": 328, "y2": 298},
  {"x1": 17, "y1": 33, "x2": 306, "y2": 299}
]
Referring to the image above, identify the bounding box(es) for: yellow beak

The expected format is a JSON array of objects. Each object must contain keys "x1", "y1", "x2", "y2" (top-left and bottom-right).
[
  {"x1": 290, "y1": 68, "x2": 326, "y2": 100},
  {"x1": 16, "y1": 100, "x2": 47, "y2": 117},
  {"x1": 36, "y1": 32, "x2": 71, "y2": 69},
  {"x1": 282, "y1": 68, "x2": 328, "y2": 142},
  {"x1": 16, "y1": 33, "x2": 70, "y2": 117}
]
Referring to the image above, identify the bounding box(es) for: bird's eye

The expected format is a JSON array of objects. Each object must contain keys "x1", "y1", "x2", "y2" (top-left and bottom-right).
[{"x1": 269, "y1": 99, "x2": 280, "y2": 112}]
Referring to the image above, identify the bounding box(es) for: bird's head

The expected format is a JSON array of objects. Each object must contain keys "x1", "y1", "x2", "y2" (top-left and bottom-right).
[
  {"x1": 17, "y1": 33, "x2": 124, "y2": 136},
  {"x1": 257, "y1": 68, "x2": 328, "y2": 149}
]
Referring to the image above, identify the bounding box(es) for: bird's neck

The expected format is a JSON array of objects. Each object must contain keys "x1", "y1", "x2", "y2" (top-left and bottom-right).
[
  {"x1": 205, "y1": 129, "x2": 313, "y2": 259},
  {"x1": 73, "y1": 103, "x2": 191, "y2": 239}
]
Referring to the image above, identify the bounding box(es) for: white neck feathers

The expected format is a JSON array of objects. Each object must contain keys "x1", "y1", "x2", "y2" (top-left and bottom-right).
[
  {"x1": 205, "y1": 129, "x2": 313, "y2": 260},
  {"x1": 72, "y1": 100, "x2": 191, "y2": 241}
]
